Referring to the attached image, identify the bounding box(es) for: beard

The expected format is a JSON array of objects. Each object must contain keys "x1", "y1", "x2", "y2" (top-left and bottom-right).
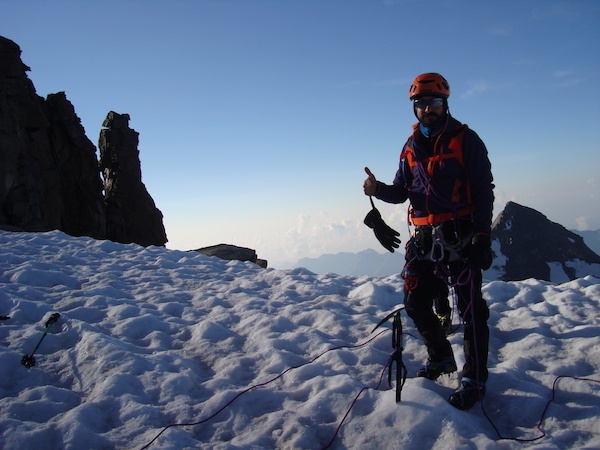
[{"x1": 419, "y1": 111, "x2": 444, "y2": 128}]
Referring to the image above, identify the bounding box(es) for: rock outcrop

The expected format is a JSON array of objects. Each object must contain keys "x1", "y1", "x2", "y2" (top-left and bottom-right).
[
  {"x1": 45, "y1": 92, "x2": 107, "y2": 238},
  {"x1": 489, "y1": 201, "x2": 600, "y2": 282},
  {"x1": 195, "y1": 244, "x2": 268, "y2": 268},
  {"x1": 99, "y1": 112, "x2": 167, "y2": 247},
  {"x1": 0, "y1": 36, "x2": 166, "y2": 247},
  {"x1": 0, "y1": 36, "x2": 106, "y2": 237}
]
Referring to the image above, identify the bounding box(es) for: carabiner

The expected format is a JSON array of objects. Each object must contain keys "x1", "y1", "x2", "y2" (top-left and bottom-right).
[{"x1": 429, "y1": 239, "x2": 445, "y2": 262}]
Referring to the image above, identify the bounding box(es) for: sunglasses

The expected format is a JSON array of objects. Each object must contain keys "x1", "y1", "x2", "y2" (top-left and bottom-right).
[{"x1": 413, "y1": 98, "x2": 445, "y2": 109}]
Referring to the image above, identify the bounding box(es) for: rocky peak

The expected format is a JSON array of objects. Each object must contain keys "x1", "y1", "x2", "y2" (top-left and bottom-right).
[
  {"x1": 99, "y1": 111, "x2": 167, "y2": 247},
  {"x1": 490, "y1": 201, "x2": 600, "y2": 281},
  {"x1": 0, "y1": 35, "x2": 166, "y2": 247},
  {"x1": 0, "y1": 37, "x2": 105, "y2": 236}
]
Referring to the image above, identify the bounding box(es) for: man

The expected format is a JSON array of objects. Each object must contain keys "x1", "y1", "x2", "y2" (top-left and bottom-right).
[{"x1": 363, "y1": 73, "x2": 494, "y2": 410}]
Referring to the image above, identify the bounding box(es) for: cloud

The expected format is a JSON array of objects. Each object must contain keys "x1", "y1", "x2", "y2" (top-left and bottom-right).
[
  {"x1": 551, "y1": 69, "x2": 585, "y2": 88},
  {"x1": 335, "y1": 80, "x2": 361, "y2": 89},
  {"x1": 587, "y1": 178, "x2": 597, "y2": 199},
  {"x1": 268, "y1": 203, "x2": 411, "y2": 263},
  {"x1": 460, "y1": 81, "x2": 491, "y2": 99},
  {"x1": 383, "y1": 0, "x2": 419, "y2": 5},
  {"x1": 488, "y1": 25, "x2": 512, "y2": 36},
  {"x1": 342, "y1": 78, "x2": 409, "y2": 89},
  {"x1": 552, "y1": 69, "x2": 574, "y2": 78},
  {"x1": 575, "y1": 216, "x2": 589, "y2": 231},
  {"x1": 375, "y1": 78, "x2": 408, "y2": 87},
  {"x1": 280, "y1": 213, "x2": 370, "y2": 260},
  {"x1": 530, "y1": 3, "x2": 580, "y2": 21}
]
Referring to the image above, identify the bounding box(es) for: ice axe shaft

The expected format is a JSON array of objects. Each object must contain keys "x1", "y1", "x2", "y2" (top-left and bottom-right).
[
  {"x1": 372, "y1": 306, "x2": 407, "y2": 402},
  {"x1": 21, "y1": 313, "x2": 60, "y2": 368}
]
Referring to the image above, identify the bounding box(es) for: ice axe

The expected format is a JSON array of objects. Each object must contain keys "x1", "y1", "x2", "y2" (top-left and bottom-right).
[
  {"x1": 21, "y1": 313, "x2": 60, "y2": 368},
  {"x1": 372, "y1": 306, "x2": 407, "y2": 402}
]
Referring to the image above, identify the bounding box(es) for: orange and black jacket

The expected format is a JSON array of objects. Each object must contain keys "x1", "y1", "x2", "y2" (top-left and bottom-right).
[{"x1": 374, "y1": 116, "x2": 494, "y2": 235}]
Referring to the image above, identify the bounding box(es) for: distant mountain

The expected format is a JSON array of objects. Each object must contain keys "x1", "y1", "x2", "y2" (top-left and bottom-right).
[
  {"x1": 285, "y1": 202, "x2": 600, "y2": 282},
  {"x1": 293, "y1": 249, "x2": 405, "y2": 277},
  {"x1": 487, "y1": 202, "x2": 600, "y2": 282},
  {"x1": 571, "y1": 229, "x2": 600, "y2": 256}
]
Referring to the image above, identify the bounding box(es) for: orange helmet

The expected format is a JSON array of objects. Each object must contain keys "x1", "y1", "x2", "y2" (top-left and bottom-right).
[{"x1": 408, "y1": 73, "x2": 450, "y2": 100}]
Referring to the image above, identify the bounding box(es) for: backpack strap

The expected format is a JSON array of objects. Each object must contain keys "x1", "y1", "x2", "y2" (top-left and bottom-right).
[{"x1": 403, "y1": 125, "x2": 474, "y2": 226}]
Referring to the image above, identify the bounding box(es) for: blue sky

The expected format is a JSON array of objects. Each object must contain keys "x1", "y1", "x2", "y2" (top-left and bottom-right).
[{"x1": 3, "y1": 0, "x2": 599, "y2": 265}]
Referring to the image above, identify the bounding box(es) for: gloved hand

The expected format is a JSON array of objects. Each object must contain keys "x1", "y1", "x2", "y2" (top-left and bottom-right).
[
  {"x1": 364, "y1": 202, "x2": 401, "y2": 252},
  {"x1": 468, "y1": 233, "x2": 493, "y2": 270}
]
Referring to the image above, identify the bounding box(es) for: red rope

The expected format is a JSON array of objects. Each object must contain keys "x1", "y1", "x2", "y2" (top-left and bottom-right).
[
  {"x1": 139, "y1": 329, "x2": 389, "y2": 449},
  {"x1": 481, "y1": 375, "x2": 600, "y2": 443}
]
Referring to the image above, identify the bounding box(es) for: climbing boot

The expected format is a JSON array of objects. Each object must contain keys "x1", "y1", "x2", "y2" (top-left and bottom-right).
[
  {"x1": 448, "y1": 377, "x2": 486, "y2": 410},
  {"x1": 415, "y1": 356, "x2": 457, "y2": 380}
]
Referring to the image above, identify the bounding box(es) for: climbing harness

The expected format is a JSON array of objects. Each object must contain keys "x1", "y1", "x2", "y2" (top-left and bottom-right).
[
  {"x1": 411, "y1": 221, "x2": 472, "y2": 264},
  {"x1": 21, "y1": 312, "x2": 60, "y2": 368}
]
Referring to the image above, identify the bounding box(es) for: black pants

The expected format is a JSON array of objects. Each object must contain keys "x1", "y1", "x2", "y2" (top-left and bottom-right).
[
  {"x1": 433, "y1": 290, "x2": 451, "y2": 316},
  {"x1": 404, "y1": 257, "x2": 490, "y2": 383}
]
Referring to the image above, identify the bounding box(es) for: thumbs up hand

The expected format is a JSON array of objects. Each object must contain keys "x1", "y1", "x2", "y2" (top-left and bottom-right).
[{"x1": 363, "y1": 167, "x2": 378, "y2": 196}]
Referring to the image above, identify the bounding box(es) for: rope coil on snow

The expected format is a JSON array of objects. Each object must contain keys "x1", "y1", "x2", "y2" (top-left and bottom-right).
[
  {"x1": 139, "y1": 319, "x2": 600, "y2": 449},
  {"x1": 139, "y1": 329, "x2": 390, "y2": 450}
]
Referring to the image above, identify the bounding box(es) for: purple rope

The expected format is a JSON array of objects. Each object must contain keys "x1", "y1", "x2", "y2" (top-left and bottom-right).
[{"x1": 412, "y1": 150, "x2": 470, "y2": 217}]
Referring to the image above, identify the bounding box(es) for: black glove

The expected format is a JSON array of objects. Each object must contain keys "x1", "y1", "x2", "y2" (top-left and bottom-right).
[
  {"x1": 364, "y1": 201, "x2": 401, "y2": 253},
  {"x1": 468, "y1": 233, "x2": 492, "y2": 270}
]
